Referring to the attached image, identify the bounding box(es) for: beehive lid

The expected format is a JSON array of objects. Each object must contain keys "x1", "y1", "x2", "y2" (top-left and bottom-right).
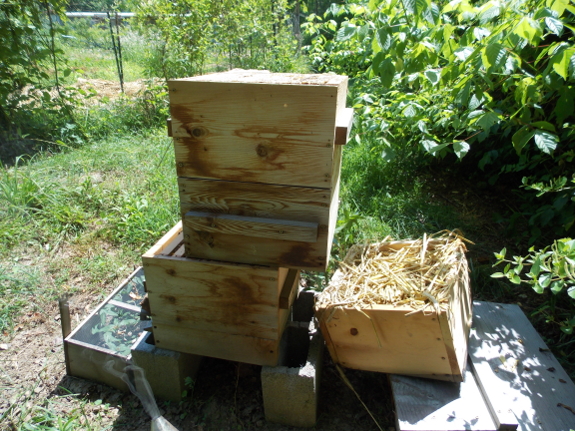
[{"x1": 174, "y1": 69, "x2": 347, "y2": 87}]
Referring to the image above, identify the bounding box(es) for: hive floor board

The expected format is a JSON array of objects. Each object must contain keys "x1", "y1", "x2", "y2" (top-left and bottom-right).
[
  {"x1": 391, "y1": 301, "x2": 575, "y2": 431},
  {"x1": 390, "y1": 363, "x2": 497, "y2": 431}
]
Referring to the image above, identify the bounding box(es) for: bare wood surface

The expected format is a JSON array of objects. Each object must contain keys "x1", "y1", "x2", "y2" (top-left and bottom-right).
[
  {"x1": 173, "y1": 137, "x2": 335, "y2": 189},
  {"x1": 184, "y1": 211, "x2": 319, "y2": 243},
  {"x1": 279, "y1": 269, "x2": 300, "y2": 309},
  {"x1": 178, "y1": 176, "x2": 337, "y2": 271},
  {"x1": 182, "y1": 226, "x2": 329, "y2": 271},
  {"x1": 178, "y1": 177, "x2": 332, "y2": 220},
  {"x1": 108, "y1": 299, "x2": 141, "y2": 313},
  {"x1": 168, "y1": 75, "x2": 348, "y2": 188},
  {"x1": 468, "y1": 301, "x2": 575, "y2": 431},
  {"x1": 317, "y1": 305, "x2": 461, "y2": 380},
  {"x1": 142, "y1": 221, "x2": 183, "y2": 258},
  {"x1": 143, "y1": 254, "x2": 286, "y2": 340},
  {"x1": 390, "y1": 363, "x2": 497, "y2": 431},
  {"x1": 437, "y1": 264, "x2": 472, "y2": 381},
  {"x1": 152, "y1": 323, "x2": 280, "y2": 366},
  {"x1": 168, "y1": 80, "x2": 340, "y2": 146},
  {"x1": 335, "y1": 107, "x2": 354, "y2": 145},
  {"x1": 177, "y1": 70, "x2": 348, "y2": 87}
]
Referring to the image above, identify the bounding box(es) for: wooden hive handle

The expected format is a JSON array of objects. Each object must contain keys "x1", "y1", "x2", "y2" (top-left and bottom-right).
[
  {"x1": 167, "y1": 118, "x2": 173, "y2": 137},
  {"x1": 335, "y1": 107, "x2": 354, "y2": 146},
  {"x1": 184, "y1": 211, "x2": 318, "y2": 243}
]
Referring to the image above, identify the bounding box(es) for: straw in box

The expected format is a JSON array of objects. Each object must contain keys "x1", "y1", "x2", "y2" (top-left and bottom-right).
[{"x1": 316, "y1": 230, "x2": 471, "y2": 316}]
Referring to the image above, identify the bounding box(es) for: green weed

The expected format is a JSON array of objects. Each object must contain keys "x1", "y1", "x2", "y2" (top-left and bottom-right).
[
  {"x1": 0, "y1": 131, "x2": 178, "y2": 334},
  {"x1": 3, "y1": 388, "x2": 103, "y2": 431},
  {"x1": 0, "y1": 263, "x2": 43, "y2": 333},
  {"x1": 0, "y1": 157, "x2": 47, "y2": 216}
]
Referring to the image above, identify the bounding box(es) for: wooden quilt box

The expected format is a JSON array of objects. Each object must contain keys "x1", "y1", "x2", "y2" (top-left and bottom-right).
[
  {"x1": 315, "y1": 237, "x2": 472, "y2": 382},
  {"x1": 141, "y1": 222, "x2": 299, "y2": 366},
  {"x1": 167, "y1": 70, "x2": 351, "y2": 189},
  {"x1": 178, "y1": 177, "x2": 339, "y2": 271}
]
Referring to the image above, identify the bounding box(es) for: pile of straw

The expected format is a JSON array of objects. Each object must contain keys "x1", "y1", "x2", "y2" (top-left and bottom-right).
[{"x1": 316, "y1": 230, "x2": 470, "y2": 314}]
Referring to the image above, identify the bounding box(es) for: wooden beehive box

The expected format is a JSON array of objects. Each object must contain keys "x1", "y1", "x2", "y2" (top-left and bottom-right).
[
  {"x1": 315, "y1": 238, "x2": 472, "y2": 382},
  {"x1": 142, "y1": 221, "x2": 299, "y2": 366},
  {"x1": 167, "y1": 70, "x2": 352, "y2": 271}
]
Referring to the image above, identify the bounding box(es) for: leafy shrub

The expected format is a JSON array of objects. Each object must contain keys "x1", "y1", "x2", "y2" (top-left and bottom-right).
[
  {"x1": 493, "y1": 238, "x2": 575, "y2": 337},
  {"x1": 135, "y1": 0, "x2": 308, "y2": 78},
  {"x1": 303, "y1": 0, "x2": 575, "y2": 243}
]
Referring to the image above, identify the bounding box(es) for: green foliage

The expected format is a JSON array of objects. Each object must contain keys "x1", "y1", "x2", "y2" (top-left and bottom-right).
[
  {"x1": 0, "y1": 132, "x2": 178, "y2": 333},
  {"x1": 0, "y1": 0, "x2": 80, "y2": 152},
  {"x1": 91, "y1": 304, "x2": 141, "y2": 356},
  {"x1": 303, "y1": 0, "x2": 575, "y2": 243},
  {"x1": 0, "y1": 264, "x2": 42, "y2": 333},
  {"x1": 2, "y1": 388, "x2": 107, "y2": 430},
  {"x1": 493, "y1": 238, "x2": 575, "y2": 334},
  {"x1": 135, "y1": 0, "x2": 307, "y2": 78}
]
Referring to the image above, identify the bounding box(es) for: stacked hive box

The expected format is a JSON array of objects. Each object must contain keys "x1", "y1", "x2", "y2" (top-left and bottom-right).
[{"x1": 142, "y1": 70, "x2": 351, "y2": 366}]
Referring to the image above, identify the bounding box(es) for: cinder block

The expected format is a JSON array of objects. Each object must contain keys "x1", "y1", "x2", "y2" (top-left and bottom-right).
[
  {"x1": 131, "y1": 332, "x2": 203, "y2": 402},
  {"x1": 261, "y1": 318, "x2": 324, "y2": 428}
]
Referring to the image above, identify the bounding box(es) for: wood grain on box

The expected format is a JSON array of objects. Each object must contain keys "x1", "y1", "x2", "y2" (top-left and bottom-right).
[
  {"x1": 178, "y1": 177, "x2": 335, "y2": 270},
  {"x1": 142, "y1": 223, "x2": 300, "y2": 365},
  {"x1": 168, "y1": 71, "x2": 351, "y2": 270}
]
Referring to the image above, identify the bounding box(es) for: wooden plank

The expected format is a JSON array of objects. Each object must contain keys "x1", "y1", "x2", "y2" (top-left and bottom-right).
[
  {"x1": 327, "y1": 172, "x2": 340, "y2": 263},
  {"x1": 108, "y1": 299, "x2": 141, "y2": 313},
  {"x1": 184, "y1": 211, "x2": 319, "y2": 243},
  {"x1": 468, "y1": 301, "x2": 575, "y2": 431},
  {"x1": 142, "y1": 221, "x2": 183, "y2": 258},
  {"x1": 390, "y1": 363, "x2": 498, "y2": 431},
  {"x1": 152, "y1": 323, "x2": 280, "y2": 366},
  {"x1": 178, "y1": 70, "x2": 348, "y2": 87},
  {"x1": 168, "y1": 80, "x2": 340, "y2": 147},
  {"x1": 177, "y1": 175, "x2": 334, "y2": 271},
  {"x1": 335, "y1": 107, "x2": 354, "y2": 145},
  {"x1": 182, "y1": 226, "x2": 329, "y2": 271},
  {"x1": 173, "y1": 137, "x2": 335, "y2": 189},
  {"x1": 279, "y1": 269, "x2": 300, "y2": 309},
  {"x1": 168, "y1": 76, "x2": 348, "y2": 188},
  {"x1": 437, "y1": 261, "x2": 473, "y2": 380},
  {"x1": 317, "y1": 305, "x2": 459, "y2": 380},
  {"x1": 178, "y1": 177, "x2": 331, "y2": 221},
  {"x1": 469, "y1": 359, "x2": 518, "y2": 431},
  {"x1": 143, "y1": 254, "x2": 285, "y2": 340}
]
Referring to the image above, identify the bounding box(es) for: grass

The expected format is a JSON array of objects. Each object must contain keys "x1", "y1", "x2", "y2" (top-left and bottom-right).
[{"x1": 0, "y1": 131, "x2": 179, "y2": 334}]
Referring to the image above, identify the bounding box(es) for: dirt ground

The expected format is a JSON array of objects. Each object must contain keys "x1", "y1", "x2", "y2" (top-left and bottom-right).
[{"x1": 0, "y1": 290, "x2": 396, "y2": 431}]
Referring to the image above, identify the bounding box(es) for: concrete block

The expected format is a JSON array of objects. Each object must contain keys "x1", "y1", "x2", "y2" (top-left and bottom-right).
[
  {"x1": 261, "y1": 319, "x2": 324, "y2": 428},
  {"x1": 131, "y1": 332, "x2": 203, "y2": 402}
]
